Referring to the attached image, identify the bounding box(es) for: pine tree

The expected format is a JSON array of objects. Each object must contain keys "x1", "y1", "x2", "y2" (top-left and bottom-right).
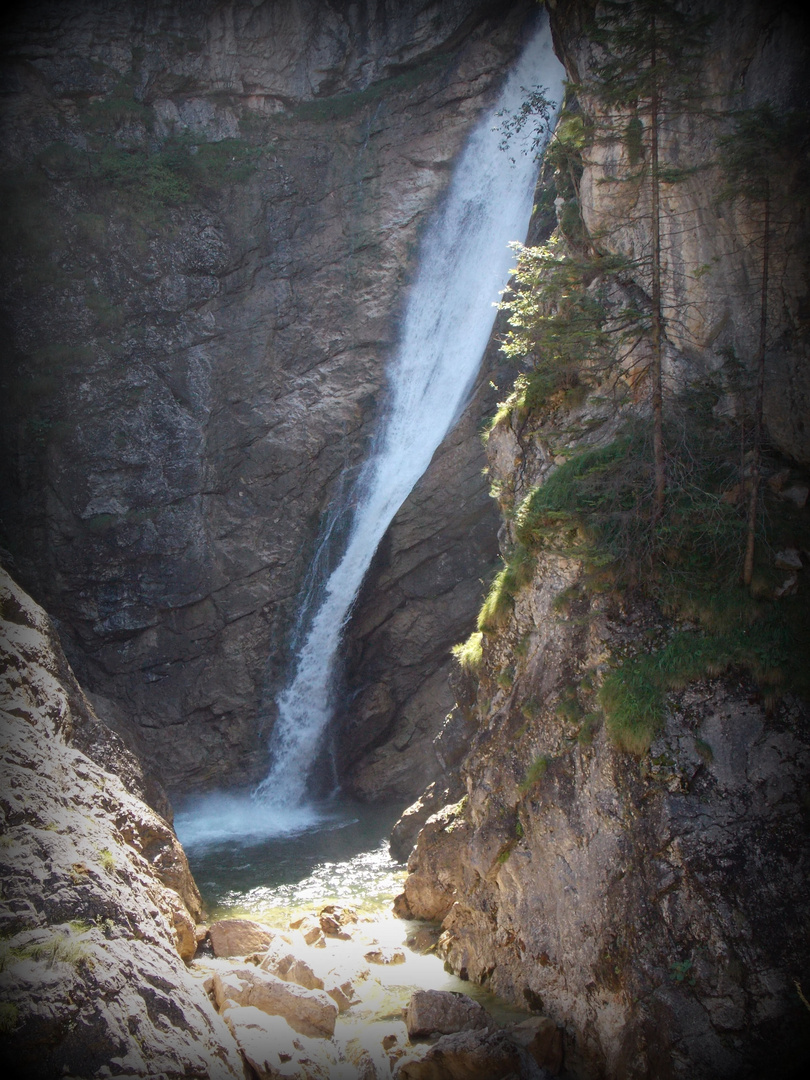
[
  {"x1": 718, "y1": 104, "x2": 809, "y2": 588},
  {"x1": 579, "y1": 0, "x2": 713, "y2": 518}
]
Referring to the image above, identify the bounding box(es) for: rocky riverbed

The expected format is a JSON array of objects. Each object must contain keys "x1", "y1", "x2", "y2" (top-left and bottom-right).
[
  {"x1": 0, "y1": 564, "x2": 564, "y2": 1078},
  {"x1": 190, "y1": 909, "x2": 564, "y2": 1079}
]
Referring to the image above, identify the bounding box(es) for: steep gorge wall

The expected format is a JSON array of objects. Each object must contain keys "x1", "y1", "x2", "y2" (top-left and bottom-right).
[
  {"x1": 0, "y1": 566, "x2": 243, "y2": 1078},
  {"x1": 397, "y1": 2, "x2": 810, "y2": 1077},
  {"x1": 0, "y1": 0, "x2": 534, "y2": 798}
]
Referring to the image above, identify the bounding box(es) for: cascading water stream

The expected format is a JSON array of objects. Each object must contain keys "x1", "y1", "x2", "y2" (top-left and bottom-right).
[
  {"x1": 254, "y1": 18, "x2": 564, "y2": 812},
  {"x1": 175, "y1": 16, "x2": 563, "y2": 849}
]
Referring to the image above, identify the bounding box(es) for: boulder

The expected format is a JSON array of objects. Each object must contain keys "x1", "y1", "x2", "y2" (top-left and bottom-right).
[
  {"x1": 221, "y1": 1005, "x2": 334, "y2": 1079},
  {"x1": 319, "y1": 904, "x2": 359, "y2": 937},
  {"x1": 296, "y1": 914, "x2": 326, "y2": 947},
  {"x1": 324, "y1": 979, "x2": 356, "y2": 1013},
  {"x1": 262, "y1": 950, "x2": 324, "y2": 991},
  {"x1": 213, "y1": 967, "x2": 338, "y2": 1039},
  {"x1": 260, "y1": 949, "x2": 357, "y2": 1012},
  {"x1": 781, "y1": 484, "x2": 809, "y2": 508},
  {"x1": 395, "y1": 1028, "x2": 546, "y2": 1080},
  {"x1": 508, "y1": 1017, "x2": 564, "y2": 1075},
  {"x1": 405, "y1": 990, "x2": 491, "y2": 1038},
  {"x1": 393, "y1": 893, "x2": 413, "y2": 919},
  {"x1": 364, "y1": 945, "x2": 406, "y2": 965},
  {"x1": 209, "y1": 918, "x2": 276, "y2": 958}
]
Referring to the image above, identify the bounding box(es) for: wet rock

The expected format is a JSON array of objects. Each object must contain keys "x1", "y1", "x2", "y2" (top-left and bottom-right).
[
  {"x1": 292, "y1": 914, "x2": 326, "y2": 948},
  {"x1": 775, "y1": 573, "x2": 799, "y2": 597},
  {"x1": 262, "y1": 950, "x2": 324, "y2": 991},
  {"x1": 781, "y1": 484, "x2": 809, "y2": 508},
  {"x1": 213, "y1": 966, "x2": 338, "y2": 1038},
  {"x1": 405, "y1": 925, "x2": 441, "y2": 955},
  {"x1": 405, "y1": 989, "x2": 491, "y2": 1038},
  {"x1": 393, "y1": 893, "x2": 413, "y2": 919},
  {"x1": 401, "y1": 801, "x2": 470, "y2": 922},
  {"x1": 323, "y1": 980, "x2": 355, "y2": 1014},
  {"x1": 209, "y1": 918, "x2": 277, "y2": 958}
]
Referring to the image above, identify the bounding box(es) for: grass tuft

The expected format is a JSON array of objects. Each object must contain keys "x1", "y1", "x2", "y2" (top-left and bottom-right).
[
  {"x1": 477, "y1": 545, "x2": 535, "y2": 635},
  {"x1": 451, "y1": 631, "x2": 484, "y2": 671},
  {"x1": 518, "y1": 755, "x2": 549, "y2": 793}
]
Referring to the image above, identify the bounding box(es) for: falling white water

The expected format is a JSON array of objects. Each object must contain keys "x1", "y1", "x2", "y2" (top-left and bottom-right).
[
  {"x1": 251, "y1": 19, "x2": 564, "y2": 812},
  {"x1": 174, "y1": 18, "x2": 564, "y2": 849}
]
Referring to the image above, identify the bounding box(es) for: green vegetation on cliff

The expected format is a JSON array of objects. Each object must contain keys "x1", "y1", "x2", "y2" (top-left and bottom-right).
[{"x1": 460, "y1": 44, "x2": 810, "y2": 758}]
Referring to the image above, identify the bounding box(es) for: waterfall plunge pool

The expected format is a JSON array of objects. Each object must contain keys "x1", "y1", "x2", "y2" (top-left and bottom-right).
[
  {"x1": 176, "y1": 793, "x2": 533, "y2": 1032},
  {"x1": 175, "y1": 793, "x2": 405, "y2": 921}
]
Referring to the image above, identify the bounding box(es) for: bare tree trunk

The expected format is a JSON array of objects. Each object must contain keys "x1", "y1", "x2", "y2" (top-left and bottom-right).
[
  {"x1": 649, "y1": 18, "x2": 666, "y2": 521},
  {"x1": 743, "y1": 185, "x2": 769, "y2": 588}
]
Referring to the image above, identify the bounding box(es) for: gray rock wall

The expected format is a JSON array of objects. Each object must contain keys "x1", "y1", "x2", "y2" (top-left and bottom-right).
[
  {"x1": 0, "y1": 566, "x2": 244, "y2": 1078},
  {"x1": 396, "y1": 1, "x2": 810, "y2": 1076},
  {"x1": 0, "y1": 0, "x2": 533, "y2": 797}
]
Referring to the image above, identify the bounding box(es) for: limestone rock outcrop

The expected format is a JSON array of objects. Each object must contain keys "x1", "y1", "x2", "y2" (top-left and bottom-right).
[
  {"x1": 0, "y1": 566, "x2": 243, "y2": 1078},
  {"x1": 404, "y1": 989, "x2": 491, "y2": 1038},
  {"x1": 209, "y1": 917, "x2": 277, "y2": 958},
  {"x1": 0, "y1": 0, "x2": 534, "y2": 800},
  {"x1": 397, "y1": 2, "x2": 810, "y2": 1077},
  {"x1": 550, "y1": 0, "x2": 810, "y2": 467},
  {"x1": 212, "y1": 966, "x2": 338, "y2": 1039}
]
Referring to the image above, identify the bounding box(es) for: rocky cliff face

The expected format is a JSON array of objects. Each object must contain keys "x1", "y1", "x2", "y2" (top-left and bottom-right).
[
  {"x1": 397, "y1": 2, "x2": 810, "y2": 1078},
  {"x1": 0, "y1": 567, "x2": 244, "y2": 1077},
  {"x1": 0, "y1": 0, "x2": 533, "y2": 799}
]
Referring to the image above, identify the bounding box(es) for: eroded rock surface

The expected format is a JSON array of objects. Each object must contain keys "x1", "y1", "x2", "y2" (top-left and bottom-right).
[
  {"x1": 396, "y1": 3, "x2": 810, "y2": 1077},
  {"x1": 0, "y1": 567, "x2": 242, "y2": 1078},
  {"x1": 404, "y1": 989, "x2": 491, "y2": 1038},
  {"x1": 209, "y1": 917, "x2": 277, "y2": 958},
  {"x1": 0, "y1": 0, "x2": 531, "y2": 798},
  {"x1": 212, "y1": 966, "x2": 338, "y2": 1038}
]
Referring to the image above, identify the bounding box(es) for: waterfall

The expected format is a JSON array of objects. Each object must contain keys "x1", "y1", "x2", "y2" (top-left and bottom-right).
[
  {"x1": 254, "y1": 17, "x2": 564, "y2": 811},
  {"x1": 174, "y1": 17, "x2": 563, "y2": 849}
]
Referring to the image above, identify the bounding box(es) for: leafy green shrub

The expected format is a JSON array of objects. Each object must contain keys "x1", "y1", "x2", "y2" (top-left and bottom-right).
[
  {"x1": 578, "y1": 712, "x2": 600, "y2": 745},
  {"x1": 556, "y1": 688, "x2": 584, "y2": 724},
  {"x1": 81, "y1": 79, "x2": 152, "y2": 133},
  {"x1": 92, "y1": 136, "x2": 259, "y2": 207},
  {"x1": 520, "y1": 697, "x2": 541, "y2": 721},
  {"x1": 292, "y1": 57, "x2": 446, "y2": 122},
  {"x1": 494, "y1": 238, "x2": 635, "y2": 429}
]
